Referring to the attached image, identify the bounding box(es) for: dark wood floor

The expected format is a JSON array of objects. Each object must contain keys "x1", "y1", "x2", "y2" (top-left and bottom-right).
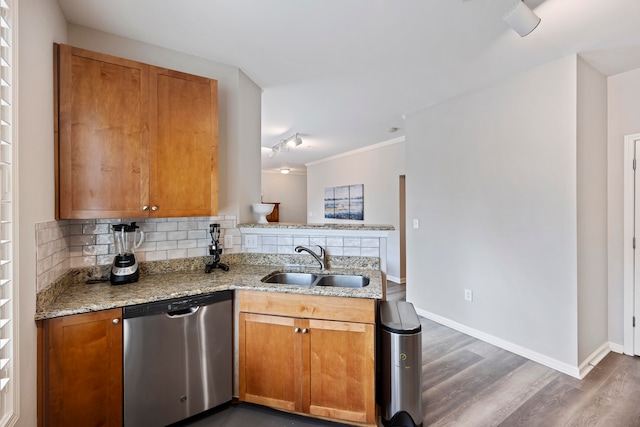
[{"x1": 187, "y1": 281, "x2": 640, "y2": 426}]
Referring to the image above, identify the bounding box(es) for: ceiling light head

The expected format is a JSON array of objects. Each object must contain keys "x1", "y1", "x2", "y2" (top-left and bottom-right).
[
  {"x1": 280, "y1": 168, "x2": 290, "y2": 174},
  {"x1": 503, "y1": 0, "x2": 541, "y2": 37},
  {"x1": 268, "y1": 133, "x2": 302, "y2": 156},
  {"x1": 286, "y1": 133, "x2": 303, "y2": 148}
]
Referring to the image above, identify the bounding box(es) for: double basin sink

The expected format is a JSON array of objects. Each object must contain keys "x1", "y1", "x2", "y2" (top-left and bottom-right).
[{"x1": 261, "y1": 272, "x2": 369, "y2": 288}]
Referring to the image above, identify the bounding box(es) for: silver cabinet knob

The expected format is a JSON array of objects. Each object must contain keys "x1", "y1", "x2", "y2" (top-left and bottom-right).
[
  {"x1": 301, "y1": 328, "x2": 308, "y2": 334},
  {"x1": 112, "y1": 318, "x2": 120, "y2": 324},
  {"x1": 142, "y1": 205, "x2": 149, "y2": 211},
  {"x1": 151, "y1": 205, "x2": 158, "y2": 211},
  {"x1": 294, "y1": 327, "x2": 300, "y2": 333}
]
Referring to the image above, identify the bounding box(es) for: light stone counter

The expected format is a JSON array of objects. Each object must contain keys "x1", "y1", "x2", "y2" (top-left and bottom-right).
[
  {"x1": 35, "y1": 254, "x2": 382, "y2": 321},
  {"x1": 238, "y1": 222, "x2": 394, "y2": 237}
]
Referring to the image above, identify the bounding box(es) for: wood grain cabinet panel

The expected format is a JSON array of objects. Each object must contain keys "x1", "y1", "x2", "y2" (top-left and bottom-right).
[
  {"x1": 239, "y1": 313, "x2": 300, "y2": 412},
  {"x1": 307, "y1": 319, "x2": 376, "y2": 424},
  {"x1": 40, "y1": 308, "x2": 123, "y2": 427},
  {"x1": 239, "y1": 292, "x2": 376, "y2": 426},
  {"x1": 55, "y1": 44, "x2": 218, "y2": 219},
  {"x1": 56, "y1": 44, "x2": 149, "y2": 219},
  {"x1": 149, "y1": 66, "x2": 218, "y2": 217}
]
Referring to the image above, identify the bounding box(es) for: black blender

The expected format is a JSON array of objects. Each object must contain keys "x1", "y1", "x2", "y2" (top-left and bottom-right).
[
  {"x1": 205, "y1": 223, "x2": 229, "y2": 273},
  {"x1": 110, "y1": 222, "x2": 145, "y2": 285}
]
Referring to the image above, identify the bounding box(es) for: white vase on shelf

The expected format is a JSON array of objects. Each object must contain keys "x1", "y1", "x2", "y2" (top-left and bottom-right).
[{"x1": 251, "y1": 203, "x2": 275, "y2": 224}]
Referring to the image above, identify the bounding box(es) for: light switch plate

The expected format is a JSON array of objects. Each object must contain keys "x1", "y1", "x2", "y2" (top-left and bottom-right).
[
  {"x1": 224, "y1": 234, "x2": 234, "y2": 249},
  {"x1": 244, "y1": 234, "x2": 258, "y2": 249}
]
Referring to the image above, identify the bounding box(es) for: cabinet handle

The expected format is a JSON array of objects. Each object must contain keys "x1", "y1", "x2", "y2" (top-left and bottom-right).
[
  {"x1": 142, "y1": 205, "x2": 149, "y2": 211},
  {"x1": 112, "y1": 318, "x2": 120, "y2": 324},
  {"x1": 151, "y1": 205, "x2": 158, "y2": 211},
  {"x1": 301, "y1": 328, "x2": 308, "y2": 334},
  {"x1": 294, "y1": 327, "x2": 300, "y2": 333}
]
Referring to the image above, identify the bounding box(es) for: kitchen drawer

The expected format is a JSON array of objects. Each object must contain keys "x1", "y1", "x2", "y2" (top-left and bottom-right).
[{"x1": 238, "y1": 290, "x2": 375, "y2": 323}]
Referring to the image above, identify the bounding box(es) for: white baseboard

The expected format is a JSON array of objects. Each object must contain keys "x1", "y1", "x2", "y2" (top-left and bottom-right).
[
  {"x1": 386, "y1": 275, "x2": 405, "y2": 284},
  {"x1": 414, "y1": 307, "x2": 585, "y2": 378},
  {"x1": 609, "y1": 341, "x2": 624, "y2": 354},
  {"x1": 578, "y1": 342, "x2": 610, "y2": 378}
]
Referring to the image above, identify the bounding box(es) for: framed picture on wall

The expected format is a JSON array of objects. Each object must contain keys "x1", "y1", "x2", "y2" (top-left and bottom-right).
[{"x1": 324, "y1": 184, "x2": 364, "y2": 220}]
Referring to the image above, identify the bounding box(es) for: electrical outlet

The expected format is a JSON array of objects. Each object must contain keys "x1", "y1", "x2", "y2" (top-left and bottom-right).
[
  {"x1": 413, "y1": 219, "x2": 419, "y2": 229},
  {"x1": 464, "y1": 289, "x2": 473, "y2": 302},
  {"x1": 224, "y1": 234, "x2": 234, "y2": 249},
  {"x1": 244, "y1": 234, "x2": 258, "y2": 249}
]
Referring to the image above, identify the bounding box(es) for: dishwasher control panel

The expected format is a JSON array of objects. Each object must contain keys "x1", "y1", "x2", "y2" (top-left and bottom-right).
[{"x1": 123, "y1": 291, "x2": 232, "y2": 319}]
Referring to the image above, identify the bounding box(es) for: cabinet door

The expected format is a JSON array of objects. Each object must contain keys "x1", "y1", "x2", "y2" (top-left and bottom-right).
[
  {"x1": 45, "y1": 308, "x2": 123, "y2": 427},
  {"x1": 306, "y1": 319, "x2": 376, "y2": 425},
  {"x1": 57, "y1": 44, "x2": 149, "y2": 219},
  {"x1": 149, "y1": 66, "x2": 218, "y2": 217},
  {"x1": 239, "y1": 313, "x2": 302, "y2": 412}
]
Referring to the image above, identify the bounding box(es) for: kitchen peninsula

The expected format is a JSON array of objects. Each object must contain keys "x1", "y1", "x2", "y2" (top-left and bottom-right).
[{"x1": 36, "y1": 222, "x2": 393, "y2": 427}]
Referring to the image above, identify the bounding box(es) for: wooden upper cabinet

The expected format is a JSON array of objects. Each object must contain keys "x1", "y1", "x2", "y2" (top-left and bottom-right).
[
  {"x1": 56, "y1": 44, "x2": 149, "y2": 219},
  {"x1": 55, "y1": 44, "x2": 219, "y2": 219},
  {"x1": 149, "y1": 67, "x2": 218, "y2": 217}
]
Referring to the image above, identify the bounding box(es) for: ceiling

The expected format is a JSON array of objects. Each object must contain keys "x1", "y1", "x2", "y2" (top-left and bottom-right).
[{"x1": 56, "y1": 0, "x2": 640, "y2": 173}]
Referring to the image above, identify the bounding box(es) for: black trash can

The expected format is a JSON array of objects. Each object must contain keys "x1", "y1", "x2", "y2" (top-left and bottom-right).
[{"x1": 379, "y1": 300, "x2": 423, "y2": 427}]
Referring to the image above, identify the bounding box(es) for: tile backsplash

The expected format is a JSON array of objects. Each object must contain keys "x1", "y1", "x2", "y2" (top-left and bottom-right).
[
  {"x1": 241, "y1": 233, "x2": 381, "y2": 257},
  {"x1": 36, "y1": 216, "x2": 239, "y2": 292}
]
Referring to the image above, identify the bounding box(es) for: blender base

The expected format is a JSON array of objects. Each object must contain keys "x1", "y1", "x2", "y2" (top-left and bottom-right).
[{"x1": 205, "y1": 262, "x2": 229, "y2": 273}]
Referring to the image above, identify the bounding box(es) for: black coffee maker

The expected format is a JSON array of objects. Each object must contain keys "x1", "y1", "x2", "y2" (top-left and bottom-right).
[{"x1": 110, "y1": 222, "x2": 144, "y2": 285}]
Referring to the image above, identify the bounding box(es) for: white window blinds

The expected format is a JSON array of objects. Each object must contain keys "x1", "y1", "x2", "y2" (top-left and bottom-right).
[{"x1": 0, "y1": 0, "x2": 13, "y2": 424}]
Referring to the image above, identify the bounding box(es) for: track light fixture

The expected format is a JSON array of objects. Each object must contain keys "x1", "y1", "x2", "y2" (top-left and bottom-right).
[
  {"x1": 268, "y1": 133, "x2": 303, "y2": 158},
  {"x1": 503, "y1": 0, "x2": 540, "y2": 37}
]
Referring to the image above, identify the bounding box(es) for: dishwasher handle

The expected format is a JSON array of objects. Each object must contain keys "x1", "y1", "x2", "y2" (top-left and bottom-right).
[{"x1": 166, "y1": 306, "x2": 200, "y2": 318}]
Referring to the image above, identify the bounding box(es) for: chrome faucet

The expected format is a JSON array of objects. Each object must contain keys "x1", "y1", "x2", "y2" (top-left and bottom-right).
[{"x1": 295, "y1": 245, "x2": 327, "y2": 270}]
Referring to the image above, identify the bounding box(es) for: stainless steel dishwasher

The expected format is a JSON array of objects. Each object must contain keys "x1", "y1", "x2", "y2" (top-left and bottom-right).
[{"x1": 123, "y1": 290, "x2": 232, "y2": 427}]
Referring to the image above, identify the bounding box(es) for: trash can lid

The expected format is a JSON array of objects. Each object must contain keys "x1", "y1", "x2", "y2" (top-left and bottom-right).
[{"x1": 379, "y1": 301, "x2": 421, "y2": 334}]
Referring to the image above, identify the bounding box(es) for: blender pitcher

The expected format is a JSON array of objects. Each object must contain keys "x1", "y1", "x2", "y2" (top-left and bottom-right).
[
  {"x1": 123, "y1": 222, "x2": 144, "y2": 254},
  {"x1": 110, "y1": 222, "x2": 144, "y2": 285}
]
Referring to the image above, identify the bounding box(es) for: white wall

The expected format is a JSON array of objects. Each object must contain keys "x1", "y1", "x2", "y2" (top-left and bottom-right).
[
  {"x1": 17, "y1": 1, "x2": 68, "y2": 425},
  {"x1": 405, "y1": 56, "x2": 581, "y2": 369},
  {"x1": 576, "y1": 57, "x2": 608, "y2": 363},
  {"x1": 261, "y1": 171, "x2": 307, "y2": 223},
  {"x1": 607, "y1": 67, "x2": 640, "y2": 348},
  {"x1": 306, "y1": 139, "x2": 405, "y2": 281},
  {"x1": 67, "y1": 25, "x2": 262, "y2": 223}
]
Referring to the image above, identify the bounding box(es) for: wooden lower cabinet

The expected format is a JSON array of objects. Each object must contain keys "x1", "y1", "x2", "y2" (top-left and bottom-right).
[
  {"x1": 239, "y1": 291, "x2": 376, "y2": 426},
  {"x1": 38, "y1": 308, "x2": 123, "y2": 427}
]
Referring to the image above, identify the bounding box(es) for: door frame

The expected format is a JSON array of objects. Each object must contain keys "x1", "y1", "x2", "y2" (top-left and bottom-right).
[{"x1": 623, "y1": 133, "x2": 640, "y2": 354}]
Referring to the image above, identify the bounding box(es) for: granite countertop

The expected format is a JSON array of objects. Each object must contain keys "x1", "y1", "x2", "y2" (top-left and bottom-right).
[
  {"x1": 35, "y1": 255, "x2": 383, "y2": 321},
  {"x1": 238, "y1": 222, "x2": 394, "y2": 231}
]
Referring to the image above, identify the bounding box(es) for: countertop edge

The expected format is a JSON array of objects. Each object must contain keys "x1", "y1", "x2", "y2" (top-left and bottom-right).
[{"x1": 35, "y1": 264, "x2": 383, "y2": 321}]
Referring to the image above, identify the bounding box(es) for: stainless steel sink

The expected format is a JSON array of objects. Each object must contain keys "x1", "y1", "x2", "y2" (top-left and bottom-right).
[
  {"x1": 261, "y1": 272, "x2": 369, "y2": 288},
  {"x1": 261, "y1": 272, "x2": 318, "y2": 286},
  {"x1": 316, "y1": 275, "x2": 370, "y2": 288}
]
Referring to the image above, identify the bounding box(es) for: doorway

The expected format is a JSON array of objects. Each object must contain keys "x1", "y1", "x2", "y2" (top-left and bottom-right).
[
  {"x1": 399, "y1": 175, "x2": 406, "y2": 283},
  {"x1": 623, "y1": 133, "x2": 640, "y2": 355}
]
